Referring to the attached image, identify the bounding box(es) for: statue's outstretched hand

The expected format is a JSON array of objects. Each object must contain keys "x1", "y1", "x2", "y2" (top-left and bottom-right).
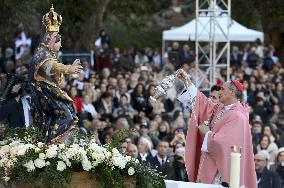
[
  {"x1": 69, "y1": 59, "x2": 83, "y2": 74},
  {"x1": 72, "y1": 59, "x2": 81, "y2": 66}
]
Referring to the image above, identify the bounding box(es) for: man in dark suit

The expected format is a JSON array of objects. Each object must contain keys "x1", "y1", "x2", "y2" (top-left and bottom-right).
[
  {"x1": 150, "y1": 140, "x2": 174, "y2": 179},
  {"x1": 255, "y1": 151, "x2": 282, "y2": 188}
]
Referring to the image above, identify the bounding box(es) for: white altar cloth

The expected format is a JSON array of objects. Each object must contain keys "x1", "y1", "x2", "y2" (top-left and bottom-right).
[{"x1": 165, "y1": 180, "x2": 224, "y2": 188}]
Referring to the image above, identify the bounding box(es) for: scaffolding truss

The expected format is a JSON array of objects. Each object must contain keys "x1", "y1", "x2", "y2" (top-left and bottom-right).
[{"x1": 194, "y1": 0, "x2": 231, "y2": 91}]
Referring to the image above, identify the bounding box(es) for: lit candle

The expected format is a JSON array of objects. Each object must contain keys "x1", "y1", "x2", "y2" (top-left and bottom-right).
[{"x1": 230, "y1": 145, "x2": 241, "y2": 188}]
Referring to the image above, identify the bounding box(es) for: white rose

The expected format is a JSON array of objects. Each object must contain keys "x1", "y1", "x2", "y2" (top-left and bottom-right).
[
  {"x1": 17, "y1": 147, "x2": 27, "y2": 156},
  {"x1": 46, "y1": 161, "x2": 50, "y2": 166},
  {"x1": 23, "y1": 160, "x2": 35, "y2": 172},
  {"x1": 78, "y1": 148, "x2": 87, "y2": 158},
  {"x1": 112, "y1": 155, "x2": 127, "y2": 169},
  {"x1": 59, "y1": 143, "x2": 65, "y2": 149},
  {"x1": 39, "y1": 153, "x2": 46, "y2": 160},
  {"x1": 34, "y1": 147, "x2": 41, "y2": 153},
  {"x1": 105, "y1": 151, "x2": 112, "y2": 159},
  {"x1": 37, "y1": 142, "x2": 44, "y2": 148},
  {"x1": 67, "y1": 149, "x2": 77, "y2": 160},
  {"x1": 34, "y1": 158, "x2": 46, "y2": 168},
  {"x1": 46, "y1": 145, "x2": 58, "y2": 158},
  {"x1": 57, "y1": 161, "x2": 66, "y2": 171},
  {"x1": 112, "y1": 148, "x2": 120, "y2": 155},
  {"x1": 126, "y1": 156, "x2": 132, "y2": 162},
  {"x1": 9, "y1": 141, "x2": 20, "y2": 147},
  {"x1": 128, "y1": 167, "x2": 135, "y2": 176},
  {"x1": 92, "y1": 152, "x2": 105, "y2": 163},
  {"x1": 46, "y1": 149, "x2": 57, "y2": 158}
]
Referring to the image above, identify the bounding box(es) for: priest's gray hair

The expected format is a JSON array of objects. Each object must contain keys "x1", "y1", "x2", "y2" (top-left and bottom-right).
[{"x1": 228, "y1": 81, "x2": 242, "y2": 100}]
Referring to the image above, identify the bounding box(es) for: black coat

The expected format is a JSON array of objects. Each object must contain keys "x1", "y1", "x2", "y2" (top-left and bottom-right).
[
  {"x1": 130, "y1": 94, "x2": 153, "y2": 115},
  {"x1": 257, "y1": 167, "x2": 282, "y2": 188},
  {"x1": 149, "y1": 156, "x2": 174, "y2": 180},
  {"x1": 137, "y1": 153, "x2": 153, "y2": 166},
  {"x1": 173, "y1": 160, "x2": 188, "y2": 182},
  {"x1": 0, "y1": 98, "x2": 25, "y2": 128}
]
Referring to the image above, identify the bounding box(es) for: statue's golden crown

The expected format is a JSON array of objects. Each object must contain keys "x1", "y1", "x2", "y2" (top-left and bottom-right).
[{"x1": 42, "y1": 5, "x2": 62, "y2": 32}]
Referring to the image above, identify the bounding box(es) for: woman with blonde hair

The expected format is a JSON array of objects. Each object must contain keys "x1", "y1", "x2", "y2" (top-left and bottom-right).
[
  {"x1": 158, "y1": 121, "x2": 171, "y2": 141},
  {"x1": 137, "y1": 136, "x2": 153, "y2": 164}
]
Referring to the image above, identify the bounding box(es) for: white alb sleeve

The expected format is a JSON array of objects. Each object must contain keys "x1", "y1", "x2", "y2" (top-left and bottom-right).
[{"x1": 201, "y1": 131, "x2": 212, "y2": 152}]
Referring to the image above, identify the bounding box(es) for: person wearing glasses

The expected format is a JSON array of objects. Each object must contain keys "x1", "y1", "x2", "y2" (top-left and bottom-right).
[
  {"x1": 176, "y1": 69, "x2": 256, "y2": 187},
  {"x1": 255, "y1": 150, "x2": 282, "y2": 188}
]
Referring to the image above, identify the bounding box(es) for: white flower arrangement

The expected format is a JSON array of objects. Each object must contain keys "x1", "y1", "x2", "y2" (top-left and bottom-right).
[
  {"x1": 0, "y1": 129, "x2": 165, "y2": 188},
  {"x1": 0, "y1": 139, "x2": 137, "y2": 182}
]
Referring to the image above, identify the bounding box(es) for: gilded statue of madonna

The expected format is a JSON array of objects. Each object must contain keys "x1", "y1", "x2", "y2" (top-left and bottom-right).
[{"x1": 29, "y1": 5, "x2": 83, "y2": 143}]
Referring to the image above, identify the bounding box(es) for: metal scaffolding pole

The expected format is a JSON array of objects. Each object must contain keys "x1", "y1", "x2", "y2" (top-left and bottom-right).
[{"x1": 195, "y1": 0, "x2": 231, "y2": 91}]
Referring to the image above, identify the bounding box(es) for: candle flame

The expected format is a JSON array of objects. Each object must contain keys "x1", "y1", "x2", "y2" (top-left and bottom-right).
[{"x1": 231, "y1": 145, "x2": 238, "y2": 153}]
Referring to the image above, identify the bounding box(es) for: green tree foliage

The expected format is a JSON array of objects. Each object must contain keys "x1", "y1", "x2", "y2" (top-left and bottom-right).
[
  {"x1": 252, "y1": 0, "x2": 284, "y2": 60},
  {"x1": 1, "y1": 0, "x2": 284, "y2": 60},
  {"x1": 0, "y1": 0, "x2": 38, "y2": 46},
  {"x1": 0, "y1": 0, "x2": 169, "y2": 50}
]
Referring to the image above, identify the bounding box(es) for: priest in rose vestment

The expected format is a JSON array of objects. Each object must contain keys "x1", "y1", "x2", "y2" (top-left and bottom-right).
[{"x1": 176, "y1": 69, "x2": 257, "y2": 188}]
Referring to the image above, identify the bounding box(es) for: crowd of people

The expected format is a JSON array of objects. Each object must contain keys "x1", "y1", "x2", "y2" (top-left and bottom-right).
[{"x1": 0, "y1": 29, "x2": 284, "y2": 187}]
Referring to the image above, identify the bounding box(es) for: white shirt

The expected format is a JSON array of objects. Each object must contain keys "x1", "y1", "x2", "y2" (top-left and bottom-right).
[
  {"x1": 82, "y1": 103, "x2": 98, "y2": 117},
  {"x1": 21, "y1": 95, "x2": 31, "y2": 127},
  {"x1": 153, "y1": 55, "x2": 161, "y2": 67},
  {"x1": 73, "y1": 80, "x2": 84, "y2": 90},
  {"x1": 140, "y1": 153, "x2": 148, "y2": 161},
  {"x1": 157, "y1": 155, "x2": 167, "y2": 167}
]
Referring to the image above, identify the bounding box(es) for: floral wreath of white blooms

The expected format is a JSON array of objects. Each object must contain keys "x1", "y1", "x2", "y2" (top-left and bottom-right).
[
  {"x1": 0, "y1": 137, "x2": 139, "y2": 183},
  {"x1": 0, "y1": 128, "x2": 165, "y2": 188}
]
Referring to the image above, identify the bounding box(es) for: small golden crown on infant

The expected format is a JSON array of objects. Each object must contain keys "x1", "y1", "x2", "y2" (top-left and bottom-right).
[{"x1": 42, "y1": 4, "x2": 62, "y2": 32}]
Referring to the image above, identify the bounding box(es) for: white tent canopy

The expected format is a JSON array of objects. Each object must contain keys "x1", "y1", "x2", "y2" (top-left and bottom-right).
[{"x1": 163, "y1": 16, "x2": 264, "y2": 42}]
